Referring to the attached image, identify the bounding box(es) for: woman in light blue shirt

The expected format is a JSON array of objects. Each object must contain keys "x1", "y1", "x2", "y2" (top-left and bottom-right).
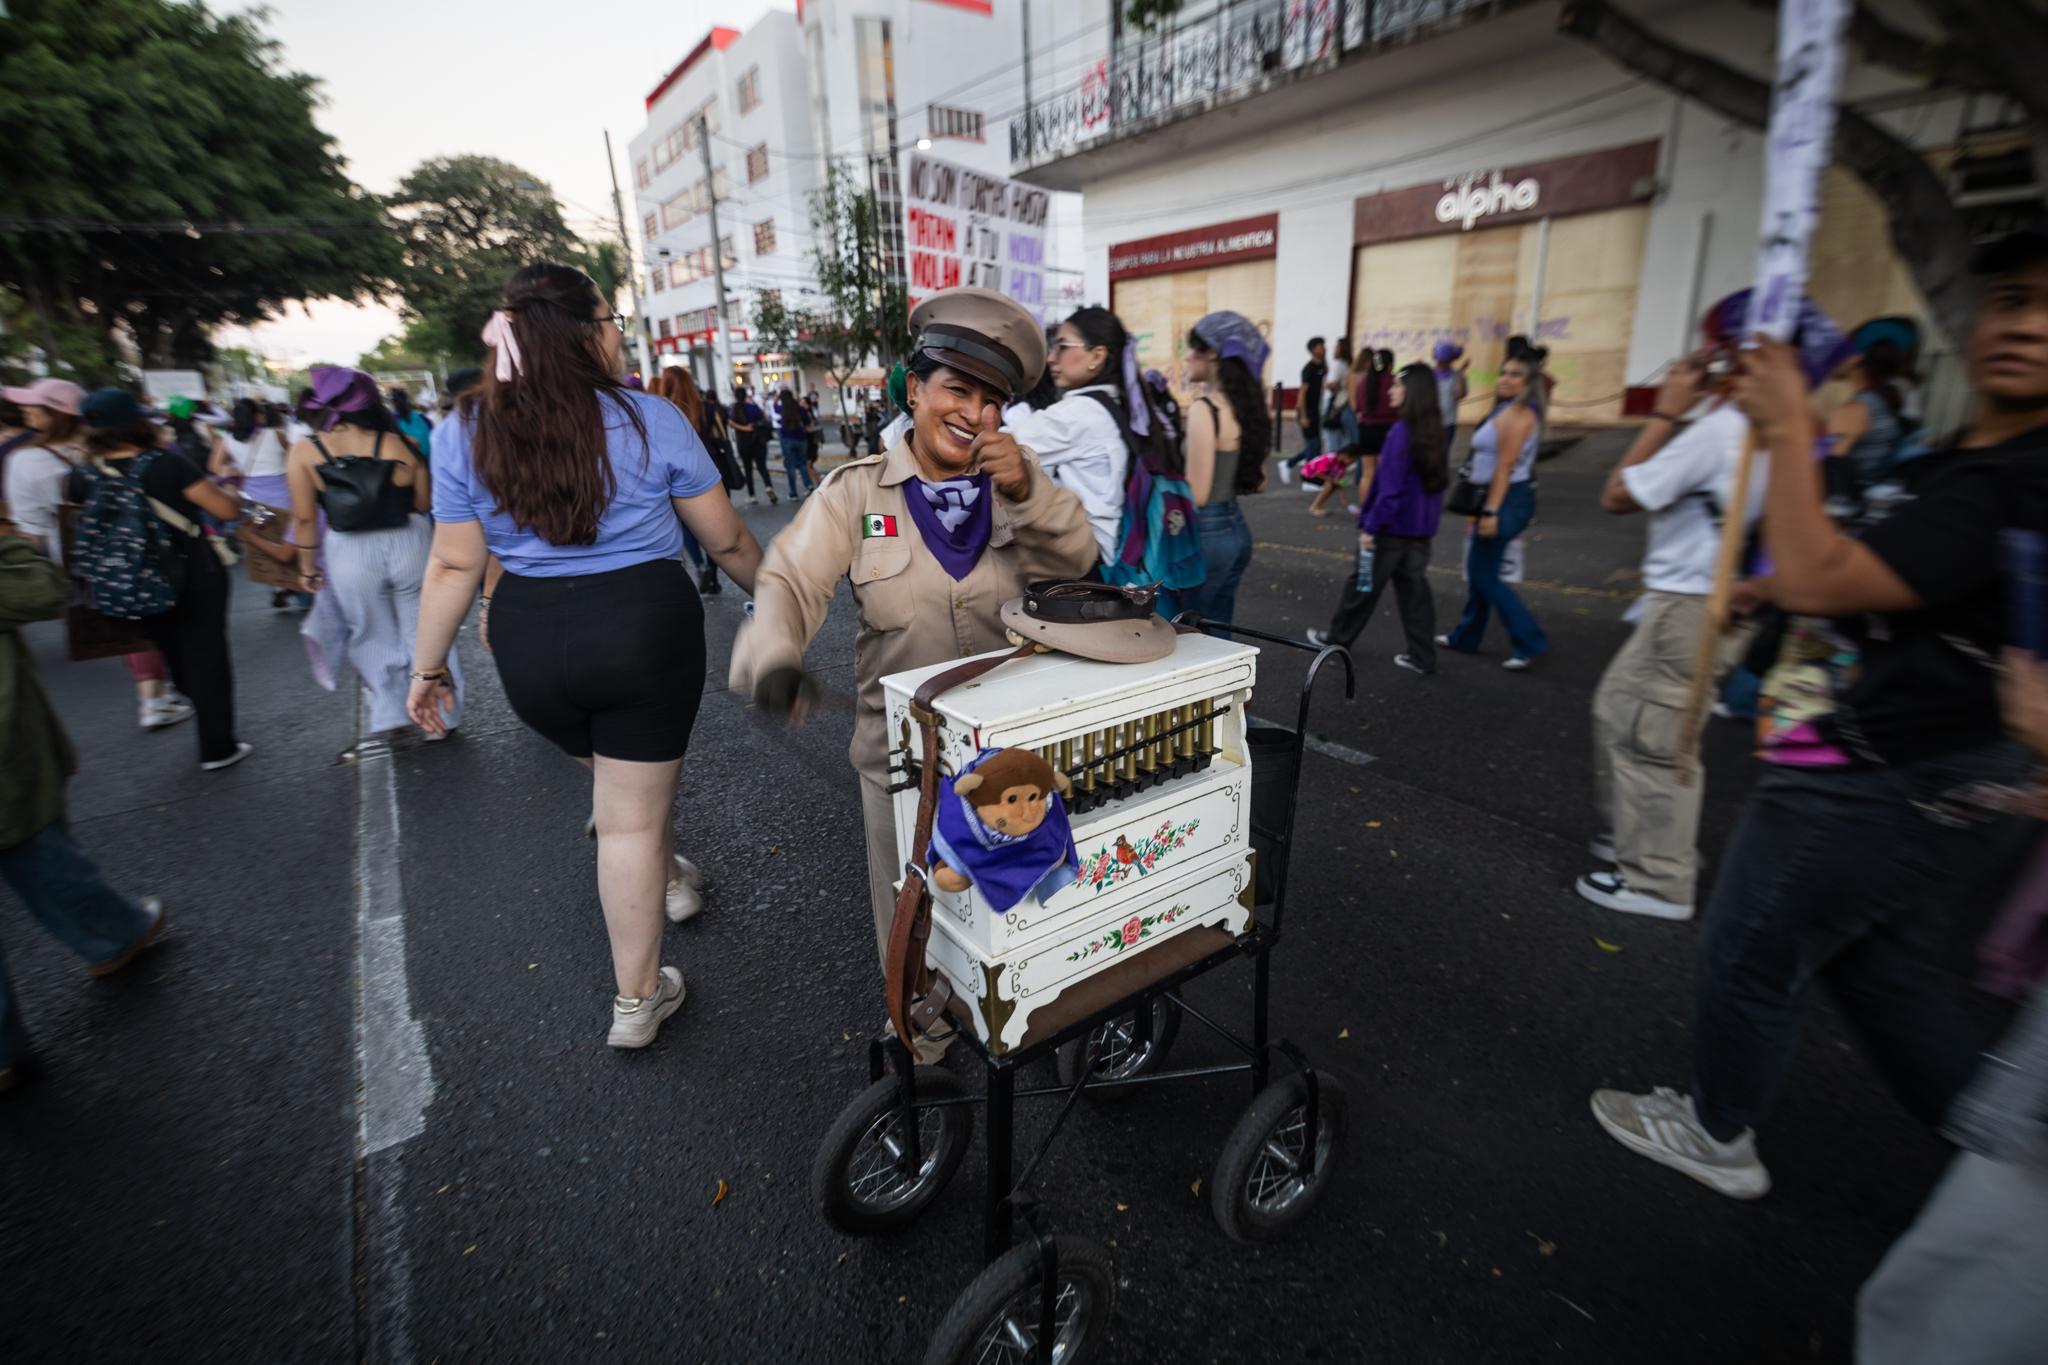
[
  {"x1": 1441, "y1": 353, "x2": 1549, "y2": 668},
  {"x1": 407, "y1": 262, "x2": 764, "y2": 1051}
]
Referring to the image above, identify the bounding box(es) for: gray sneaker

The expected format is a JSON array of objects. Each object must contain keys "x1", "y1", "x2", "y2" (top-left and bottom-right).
[
  {"x1": 665, "y1": 855, "x2": 706, "y2": 923},
  {"x1": 1590, "y1": 1086, "x2": 1770, "y2": 1199},
  {"x1": 608, "y1": 966, "x2": 686, "y2": 1049}
]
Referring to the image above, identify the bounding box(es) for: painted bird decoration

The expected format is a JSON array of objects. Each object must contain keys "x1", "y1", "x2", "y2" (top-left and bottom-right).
[{"x1": 1115, "y1": 835, "x2": 1148, "y2": 876}]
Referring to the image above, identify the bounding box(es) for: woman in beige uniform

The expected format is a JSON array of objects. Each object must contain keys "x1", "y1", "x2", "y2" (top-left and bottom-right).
[{"x1": 730, "y1": 287, "x2": 1098, "y2": 967}]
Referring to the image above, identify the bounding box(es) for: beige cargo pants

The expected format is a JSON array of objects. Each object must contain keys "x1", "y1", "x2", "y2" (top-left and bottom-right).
[{"x1": 1591, "y1": 590, "x2": 1755, "y2": 907}]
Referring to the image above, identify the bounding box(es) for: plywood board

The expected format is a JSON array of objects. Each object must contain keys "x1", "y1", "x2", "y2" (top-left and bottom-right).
[{"x1": 1114, "y1": 257, "x2": 1277, "y2": 406}]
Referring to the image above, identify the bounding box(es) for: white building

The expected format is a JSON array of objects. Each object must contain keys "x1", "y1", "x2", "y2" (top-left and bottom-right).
[
  {"x1": 628, "y1": 4, "x2": 1089, "y2": 404},
  {"x1": 630, "y1": 16, "x2": 823, "y2": 400},
  {"x1": 1011, "y1": 0, "x2": 2034, "y2": 426}
]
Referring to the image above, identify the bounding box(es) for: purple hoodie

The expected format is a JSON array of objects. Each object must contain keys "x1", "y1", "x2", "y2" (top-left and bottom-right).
[{"x1": 1358, "y1": 420, "x2": 1444, "y2": 539}]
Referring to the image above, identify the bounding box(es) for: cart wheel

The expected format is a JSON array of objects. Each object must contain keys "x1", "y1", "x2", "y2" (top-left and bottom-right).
[
  {"x1": 1210, "y1": 1071, "x2": 1347, "y2": 1243},
  {"x1": 813, "y1": 1066, "x2": 971, "y2": 1236},
  {"x1": 1054, "y1": 996, "x2": 1181, "y2": 1102},
  {"x1": 919, "y1": 1234, "x2": 1115, "y2": 1365}
]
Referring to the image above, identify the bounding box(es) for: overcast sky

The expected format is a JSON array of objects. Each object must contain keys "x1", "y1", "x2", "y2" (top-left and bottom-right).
[{"x1": 221, "y1": 0, "x2": 790, "y2": 365}]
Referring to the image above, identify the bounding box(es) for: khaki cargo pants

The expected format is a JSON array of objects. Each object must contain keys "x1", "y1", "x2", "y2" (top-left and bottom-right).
[{"x1": 1591, "y1": 590, "x2": 1755, "y2": 907}]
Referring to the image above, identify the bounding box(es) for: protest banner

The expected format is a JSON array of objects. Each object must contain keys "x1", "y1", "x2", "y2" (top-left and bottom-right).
[
  {"x1": 1679, "y1": 0, "x2": 1852, "y2": 779},
  {"x1": 903, "y1": 151, "x2": 1051, "y2": 322}
]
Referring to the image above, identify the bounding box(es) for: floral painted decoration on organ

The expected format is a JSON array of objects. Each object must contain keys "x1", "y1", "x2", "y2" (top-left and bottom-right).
[{"x1": 1077, "y1": 816, "x2": 1201, "y2": 893}]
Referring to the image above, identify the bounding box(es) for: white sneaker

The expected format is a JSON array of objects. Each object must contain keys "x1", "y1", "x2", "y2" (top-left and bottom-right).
[
  {"x1": 608, "y1": 966, "x2": 686, "y2": 1049},
  {"x1": 1434, "y1": 634, "x2": 1456, "y2": 649},
  {"x1": 1501, "y1": 655, "x2": 1534, "y2": 672},
  {"x1": 1711, "y1": 701, "x2": 1735, "y2": 720},
  {"x1": 1590, "y1": 1086, "x2": 1770, "y2": 1199},
  {"x1": 1575, "y1": 869, "x2": 1692, "y2": 921},
  {"x1": 199, "y1": 742, "x2": 254, "y2": 772},
  {"x1": 1305, "y1": 628, "x2": 1332, "y2": 648},
  {"x1": 665, "y1": 854, "x2": 706, "y2": 922},
  {"x1": 1276, "y1": 461, "x2": 1293, "y2": 486},
  {"x1": 1588, "y1": 833, "x2": 1617, "y2": 863},
  {"x1": 141, "y1": 699, "x2": 194, "y2": 730},
  {"x1": 1392, "y1": 653, "x2": 1430, "y2": 676}
]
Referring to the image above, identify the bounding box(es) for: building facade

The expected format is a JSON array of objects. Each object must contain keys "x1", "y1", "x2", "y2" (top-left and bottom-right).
[
  {"x1": 630, "y1": 3, "x2": 1088, "y2": 405},
  {"x1": 630, "y1": 16, "x2": 824, "y2": 399},
  {"x1": 1011, "y1": 0, "x2": 2034, "y2": 426}
]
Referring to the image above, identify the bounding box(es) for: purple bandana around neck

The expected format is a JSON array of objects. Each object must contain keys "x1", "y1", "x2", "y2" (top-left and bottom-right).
[
  {"x1": 927, "y1": 748, "x2": 1081, "y2": 914},
  {"x1": 903, "y1": 474, "x2": 993, "y2": 581}
]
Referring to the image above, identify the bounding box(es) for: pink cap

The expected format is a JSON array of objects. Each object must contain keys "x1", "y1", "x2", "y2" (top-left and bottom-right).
[{"x1": 2, "y1": 377, "x2": 85, "y2": 415}]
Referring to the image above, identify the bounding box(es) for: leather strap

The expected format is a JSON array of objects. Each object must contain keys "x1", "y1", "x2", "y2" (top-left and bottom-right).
[{"x1": 883, "y1": 642, "x2": 1040, "y2": 1049}]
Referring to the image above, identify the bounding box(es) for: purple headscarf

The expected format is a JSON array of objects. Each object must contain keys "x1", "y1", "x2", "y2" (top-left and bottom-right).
[
  {"x1": 306, "y1": 366, "x2": 381, "y2": 431},
  {"x1": 1702, "y1": 289, "x2": 1854, "y2": 385},
  {"x1": 1191, "y1": 310, "x2": 1269, "y2": 380},
  {"x1": 1433, "y1": 340, "x2": 1464, "y2": 365}
]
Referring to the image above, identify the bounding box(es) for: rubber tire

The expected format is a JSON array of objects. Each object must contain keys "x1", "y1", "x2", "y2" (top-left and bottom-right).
[
  {"x1": 813, "y1": 1066, "x2": 971, "y2": 1236},
  {"x1": 919, "y1": 1234, "x2": 1116, "y2": 1365},
  {"x1": 1054, "y1": 996, "x2": 1182, "y2": 1103},
  {"x1": 1210, "y1": 1071, "x2": 1348, "y2": 1244}
]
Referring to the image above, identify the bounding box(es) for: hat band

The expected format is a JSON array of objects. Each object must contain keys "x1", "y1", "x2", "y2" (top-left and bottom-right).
[
  {"x1": 1021, "y1": 580, "x2": 1159, "y2": 624},
  {"x1": 917, "y1": 324, "x2": 1026, "y2": 394}
]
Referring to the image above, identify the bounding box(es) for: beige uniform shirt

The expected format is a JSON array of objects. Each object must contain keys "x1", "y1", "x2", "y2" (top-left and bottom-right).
[{"x1": 730, "y1": 436, "x2": 1099, "y2": 772}]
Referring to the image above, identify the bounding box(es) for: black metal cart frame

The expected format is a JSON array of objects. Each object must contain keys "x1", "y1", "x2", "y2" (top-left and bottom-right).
[{"x1": 832, "y1": 621, "x2": 1354, "y2": 1364}]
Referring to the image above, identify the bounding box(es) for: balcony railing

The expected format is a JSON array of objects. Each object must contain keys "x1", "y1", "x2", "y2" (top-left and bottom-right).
[{"x1": 1011, "y1": 0, "x2": 1496, "y2": 168}]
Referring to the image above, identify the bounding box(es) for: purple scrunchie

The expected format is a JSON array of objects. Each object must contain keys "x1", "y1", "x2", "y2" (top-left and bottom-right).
[{"x1": 306, "y1": 365, "x2": 381, "y2": 431}]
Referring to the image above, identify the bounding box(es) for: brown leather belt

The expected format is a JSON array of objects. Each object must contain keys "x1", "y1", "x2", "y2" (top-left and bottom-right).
[{"x1": 883, "y1": 642, "x2": 1039, "y2": 1051}]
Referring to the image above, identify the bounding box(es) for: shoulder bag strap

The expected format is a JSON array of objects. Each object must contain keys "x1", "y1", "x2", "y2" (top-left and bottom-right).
[{"x1": 884, "y1": 642, "x2": 1043, "y2": 1047}]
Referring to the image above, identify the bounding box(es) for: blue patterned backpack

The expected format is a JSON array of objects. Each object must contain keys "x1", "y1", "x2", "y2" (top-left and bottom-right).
[{"x1": 70, "y1": 451, "x2": 187, "y2": 618}]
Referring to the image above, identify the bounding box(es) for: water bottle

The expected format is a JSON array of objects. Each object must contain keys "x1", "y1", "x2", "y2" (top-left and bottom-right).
[{"x1": 1354, "y1": 544, "x2": 1374, "y2": 595}]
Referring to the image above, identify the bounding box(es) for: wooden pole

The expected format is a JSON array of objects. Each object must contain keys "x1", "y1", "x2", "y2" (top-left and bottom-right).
[{"x1": 1675, "y1": 430, "x2": 1758, "y2": 785}]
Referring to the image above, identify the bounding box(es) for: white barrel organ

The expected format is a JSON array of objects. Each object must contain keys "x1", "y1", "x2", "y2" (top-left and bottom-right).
[{"x1": 882, "y1": 633, "x2": 1259, "y2": 1056}]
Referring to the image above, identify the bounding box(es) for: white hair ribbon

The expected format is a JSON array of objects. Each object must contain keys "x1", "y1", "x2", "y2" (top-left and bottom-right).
[{"x1": 480, "y1": 310, "x2": 523, "y2": 381}]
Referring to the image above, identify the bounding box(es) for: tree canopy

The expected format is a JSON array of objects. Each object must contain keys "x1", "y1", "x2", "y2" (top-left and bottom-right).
[
  {"x1": 0, "y1": 0, "x2": 398, "y2": 380},
  {"x1": 386, "y1": 155, "x2": 629, "y2": 365}
]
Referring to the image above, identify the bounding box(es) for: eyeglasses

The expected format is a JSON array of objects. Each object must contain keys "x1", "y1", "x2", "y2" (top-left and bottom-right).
[
  {"x1": 593, "y1": 313, "x2": 626, "y2": 331},
  {"x1": 1049, "y1": 338, "x2": 1090, "y2": 353}
]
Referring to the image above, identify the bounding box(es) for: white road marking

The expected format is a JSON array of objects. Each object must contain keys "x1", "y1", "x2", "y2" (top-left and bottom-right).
[
  {"x1": 1304, "y1": 735, "x2": 1378, "y2": 768},
  {"x1": 357, "y1": 752, "x2": 434, "y2": 1153},
  {"x1": 355, "y1": 727, "x2": 433, "y2": 1365}
]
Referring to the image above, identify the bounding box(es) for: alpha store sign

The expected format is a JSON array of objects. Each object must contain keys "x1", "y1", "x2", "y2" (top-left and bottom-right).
[
  {"x1": 1355, "y1": 140, "x2": 1660, "y2": 245},
  {"x1": 1108, "y1": 213, "x2": 1280, "y2": 281}
]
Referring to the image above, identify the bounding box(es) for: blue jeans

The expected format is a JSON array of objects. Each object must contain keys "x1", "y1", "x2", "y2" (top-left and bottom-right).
[
  {"x1": 1289, "y1": 424, "x2": 1322, "y2": 469},
  {"x1": 1445, "y1": 481, "x2": 1547, "y2": 660},
  {"x1": 1176, "y1": 501, "x2": 1253, "y2": 631},
  {"x1": 780, "y1": 436, "x2": 815, "y2": 498},
  {"x1": 0, "y1": 818, "x2": 155, "y2": 1070}
]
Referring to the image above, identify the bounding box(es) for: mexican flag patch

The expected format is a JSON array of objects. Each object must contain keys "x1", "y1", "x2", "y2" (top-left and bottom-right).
[{"x1": 862, "y1": 513, "x2": 898, "y2": 539}]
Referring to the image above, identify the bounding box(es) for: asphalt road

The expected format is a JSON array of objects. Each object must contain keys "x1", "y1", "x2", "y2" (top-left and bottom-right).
[{"x1": 0, "y1": 432, "x2": 1986, "y2": 1364}]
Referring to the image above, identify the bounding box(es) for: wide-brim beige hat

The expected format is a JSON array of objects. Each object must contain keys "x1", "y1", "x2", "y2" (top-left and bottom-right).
[{"x1": 1000, "y1": 581, "x2": 1178, "y2": 664}]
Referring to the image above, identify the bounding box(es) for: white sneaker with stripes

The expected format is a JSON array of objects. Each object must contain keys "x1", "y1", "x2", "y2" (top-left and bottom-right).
[{"x1": 1591, "y1": 1086, "x2": 1770, "y2": 1199}]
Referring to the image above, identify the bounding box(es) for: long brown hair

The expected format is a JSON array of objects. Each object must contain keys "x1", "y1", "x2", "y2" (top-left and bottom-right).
[
  {"x1": 1395, "y1": 362, "x2": 1449, "y2": 494},
  {"x1": 655, "y1": 366, "x2": 704, "y2": 429},
  {"x1": 466, "y1": 262, "x2": 645, "y2": 546}
]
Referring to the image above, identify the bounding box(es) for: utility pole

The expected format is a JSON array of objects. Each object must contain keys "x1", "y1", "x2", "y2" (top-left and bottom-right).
[
  {"x1": 603, "y1": 129, "x2": 654, "y2": 379},
  {"x1": 697, "y1": 115, "x2": 737, "y2": 404},
  {"x1": 1021, "y1": 0, "x2": 1034, "y2": 160},
  {"x1": 865, "y1": 153, "x2": 892, "y2": 370}
]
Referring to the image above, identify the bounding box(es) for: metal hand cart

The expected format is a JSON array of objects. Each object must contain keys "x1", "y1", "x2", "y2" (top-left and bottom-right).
[{"x1": 811, "y1": 623, "x2": 1355, "y2": 1365}]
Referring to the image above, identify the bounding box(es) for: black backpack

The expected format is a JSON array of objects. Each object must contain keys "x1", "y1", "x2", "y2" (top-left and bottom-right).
[{"x1": 311, "y1": 431, "x2": 416, "y2": 533}]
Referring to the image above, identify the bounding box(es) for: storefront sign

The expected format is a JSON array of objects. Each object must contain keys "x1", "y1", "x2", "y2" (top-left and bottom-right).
[
  {"x1": 904, "y1": 150, "x2": 1052, "y2": 321},
  {"x1": 1747, "y1": 0, "x2": 1851, "y2": 339},
  {"x1": 1354, "y1": 141, "x2": 1659, "y2": 245},
  {"x1": 1108, "y1": 214, "x2": 1280, "y2": 282}
]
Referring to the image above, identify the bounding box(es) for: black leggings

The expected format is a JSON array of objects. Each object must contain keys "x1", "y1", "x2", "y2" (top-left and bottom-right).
[
  {"x1": 736, "y1": 436, "x2": 774, "y2": 496},
  {"x1": 142, "y1": 552, "x2": 239, "y2": 763},
  {"x1": 489, "y1": 558, "x2": 706, "y2": 762}
]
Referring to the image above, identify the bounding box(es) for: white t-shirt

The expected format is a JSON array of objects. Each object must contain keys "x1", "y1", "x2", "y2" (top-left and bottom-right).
[
  {"x1": 1325, "y1": 358, "x2": 1351, "y2": 411},
  {"x1": 1002, "y1": 384, "x2": 1126, "y2": 561},
  {"x1": 4, "y1": 444, "x2": 76, "y2": 561},
  {"x1": 1619, "y1": 404, "x2": 1764, "y2": 595},
  {"x1": 221, "y1": 427, "x2": 286, "y2": 479}
]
